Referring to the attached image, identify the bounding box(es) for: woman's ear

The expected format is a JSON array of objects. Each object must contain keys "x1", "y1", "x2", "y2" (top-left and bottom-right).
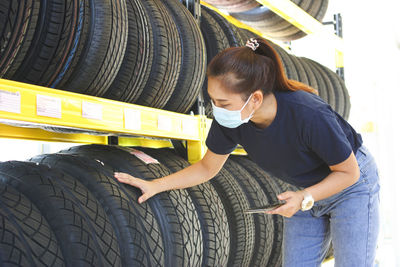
[{"x1": 252, "y1": 90, "x2": 264, "y2": 108}]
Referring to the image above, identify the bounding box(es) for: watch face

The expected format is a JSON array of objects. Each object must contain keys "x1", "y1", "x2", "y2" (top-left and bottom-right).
[
  {"x1": 305, "y1": 201, "x2": 313, "y2": 209},
  {"x1": 302, "y1": 199, "x2": 314, "y2": 211}
]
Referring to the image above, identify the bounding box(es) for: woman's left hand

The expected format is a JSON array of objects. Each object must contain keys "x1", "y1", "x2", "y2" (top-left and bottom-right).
[{"x1": 265, "y1": 191, "x2": 304, "y2": 218}]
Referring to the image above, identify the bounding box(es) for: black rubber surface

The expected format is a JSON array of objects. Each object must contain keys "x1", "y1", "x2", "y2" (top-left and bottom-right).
[
  {"x1": 231, "y1": 156, "x2": 285, "y2": 267},
  {"x1": 58, "y1": 0, "x2": 128, "y2": 97},
  {"x1": 302, "y1": 57, "x2": 329, "y2": 105},
  {"x1": 0, "y1": 184, "x2": 65, "y2": 266},
  {"x1": 0, "y1": 161, "x2": 116, "y2": 266},
  {"x1": 0, "y1": 208, "x2": 33, "y2": 267},
  {"x1": 224, "y1": 159, "x2": 274, "y2": 267},
  {"x1": 141, "y1": 148, "x2": 230, "y2": 267},
  {"x1": 210, "y1": 166, "x2": 255, "y2": 266},
  {"x1": 0, "y1": 0, "x2": 40, "y2": 78},
  {"x1": 58, "y1": 144, "x2": 203, "y2": 267},
  {"x1": 30, "y1": 153, "x2": 162, "y2": 267},
  {"x1": 103, "y1": 0, "x2": 153, "y2": 104},
  {"x1": 198, "y1": 5, "x2": 230, "y2": 117},
  {"x1": 135, "y1": 0, "x2": 182, "y2": 109},
  {"x1": 162, "y1": 0, "x2": 206, "y2": 113}
]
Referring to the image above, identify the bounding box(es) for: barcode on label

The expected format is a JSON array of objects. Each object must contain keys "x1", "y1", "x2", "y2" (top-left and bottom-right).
[
  {"x1": 36, "y1": 94, "x2": 61, "y2": 118},
  {"x1": 0, "y1": 90, "x2": 20, "y2": 114}
]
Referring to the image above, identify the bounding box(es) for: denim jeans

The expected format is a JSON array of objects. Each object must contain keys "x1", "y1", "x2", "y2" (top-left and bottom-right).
[{"x1": 282, "y1": 145, "x2": 380, "y2": 267}]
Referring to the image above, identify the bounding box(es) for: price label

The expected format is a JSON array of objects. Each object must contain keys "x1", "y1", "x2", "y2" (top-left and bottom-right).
[
  {"x1": 36, "y1": 94, "x2": 61, "y2": 118},
  {"x1": 158, "y1": 115, "x2": 172, "y2": 132},
  {"x1": 182, "y1": 119, "x2": 197, "y2": 136},
  {"x1": 124, "y1": 108, "x2": 141, "y2": 130},
  {"x1": 82, "y1": 101, "x2": 102, "y2": 120},
  {"x1": 127, "y1": 148, "x2": 159, "y2": 164},
  {"x1": 0, "y1": 90, "x2": 20, "y2": 113}
]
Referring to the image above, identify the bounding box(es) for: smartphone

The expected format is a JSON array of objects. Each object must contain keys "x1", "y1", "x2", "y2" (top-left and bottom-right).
[{"x1": 244, "y1": 202, "x2": 285, "y2": 214}]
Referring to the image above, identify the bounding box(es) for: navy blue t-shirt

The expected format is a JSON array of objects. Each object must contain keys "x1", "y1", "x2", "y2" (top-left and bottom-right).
[{"x1": 205, "y1": 90, "x2": 363, "y2": 187}]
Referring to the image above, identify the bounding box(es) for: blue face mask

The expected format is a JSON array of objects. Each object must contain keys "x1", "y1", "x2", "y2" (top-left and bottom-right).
[{"x1": 211, "y1": 94, "x2": 255, "y2": 128}]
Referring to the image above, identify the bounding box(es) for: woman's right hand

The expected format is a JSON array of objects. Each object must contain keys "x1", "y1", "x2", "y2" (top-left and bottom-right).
[{"x1": 114, "y1": 172, "x2": 159, "y2": 203}]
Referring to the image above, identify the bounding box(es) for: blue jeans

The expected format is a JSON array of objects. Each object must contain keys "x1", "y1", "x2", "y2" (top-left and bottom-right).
[{"x1": 282, "y1": 145, "x2": 380, "y2": 267}]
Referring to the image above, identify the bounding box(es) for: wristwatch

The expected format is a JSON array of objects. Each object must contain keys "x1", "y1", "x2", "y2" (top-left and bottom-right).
[{"x1": 300, "y1": 190, "x2": 314, "y2": 211}]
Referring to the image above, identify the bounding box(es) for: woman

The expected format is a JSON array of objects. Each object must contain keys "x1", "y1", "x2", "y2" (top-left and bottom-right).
[{"x1": 115, "y1": 37, "x2": 380, "y2": 266}]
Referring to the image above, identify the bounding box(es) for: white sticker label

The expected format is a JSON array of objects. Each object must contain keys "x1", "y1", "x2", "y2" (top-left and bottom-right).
[
  {"x1": 128, "y1": 148, "x2": 159, "y2": 164},
  {"x1": 124, "y1": 108, "x2": 141, "y2": 130},
  {"x1": 158, "y1": 115, "x2": 172, "y2": 132},
  {"x1": 36, "y1": 94, "x2": 61, "y2": 118},
  {"x1": 82, "y1": 101, "x2": 102, "y2": 120},
  {"x1": 0, "y1": 90, "x2": 21, "y2": 113},
  {"x1": 182, "y1": 119, "x2": 197, "y2": 136}
]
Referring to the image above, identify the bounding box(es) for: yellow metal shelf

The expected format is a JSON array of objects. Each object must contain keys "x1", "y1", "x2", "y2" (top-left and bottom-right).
[
  {"x1": 0, "y1": 78, "x2": 246, "y2": 163},
  {"x1": 0, "y1": 79, "x2": 202, "y2": 141}
]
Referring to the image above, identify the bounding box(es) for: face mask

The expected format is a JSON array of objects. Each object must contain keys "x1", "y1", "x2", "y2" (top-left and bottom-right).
[{"x1": 212, "y1": 93, "x2": 255, "y2": 128}]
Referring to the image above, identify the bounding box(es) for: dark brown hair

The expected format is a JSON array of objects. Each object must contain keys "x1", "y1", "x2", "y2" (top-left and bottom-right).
[{"x1": 206, "y1": 37, "x2": 317, "y2": 99}]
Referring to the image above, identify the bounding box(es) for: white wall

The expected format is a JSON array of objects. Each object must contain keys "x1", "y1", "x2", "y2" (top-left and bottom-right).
[{"x1": 292, "y1": 0, "x2": 400, "y2": 265}]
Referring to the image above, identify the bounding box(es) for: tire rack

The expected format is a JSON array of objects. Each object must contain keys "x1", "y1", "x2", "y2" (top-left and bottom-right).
[{"x1": 0, "y1": 0, "x2": 342, "y2": 164}]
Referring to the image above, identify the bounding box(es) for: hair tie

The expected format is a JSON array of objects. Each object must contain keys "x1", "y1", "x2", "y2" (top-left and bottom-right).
[{"x1": 245, "y1": 38, "x2": 259, "y2": 51}]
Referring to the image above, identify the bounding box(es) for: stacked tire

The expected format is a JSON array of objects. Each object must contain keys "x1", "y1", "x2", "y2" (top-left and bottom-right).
[
  {"x1": 203, "y1": 0, "x2": 329, "y2": 41},
  {"x1": 199, "y1": 5, "x2": 351, "y2": 120},
  {"x1": 0, "y1": 1, "x2": 349, "y2": 120},
  {"x1": 0, "y1": 144, "x2": 294, "y2": 266},
  {"x1": 0, "y1": 0, "x2": 206, "y2": 114}
]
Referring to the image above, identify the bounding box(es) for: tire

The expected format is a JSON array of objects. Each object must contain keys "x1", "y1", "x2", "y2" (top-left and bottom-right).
[
  {"x1": 210, "y1": 167, "x2": 255, "y2": 266},
  {"x1": 140, "y1": 148, "x2": 230, "y2": 267},
  {"x1": 58, "y1": 0, "x2": 128, "y2": 97},
  {"x1": 135, "y1": 0, "x2": 182, "y2": 109},
  {"x1": 289, "y1": 54, "x2": 309, "y2": 84},
  {"x1": 231, "y1": 156, "x2": 285, "y2": 267},
  {"x1": 0, "y1": 161, "x2": 116, "y2": 266},
  {"x1": 301, "y1": 57, "x2": 330, "y2": 105},
  {"x1": 0, "y1": 208, "x2": 33, "y2": 266},
  {"x1": 230, "y1": 0, "x2": 329, "y2": 41},
  {"x1": 314, "y1": 61, "x2": 346, "y2": 117},
  {"x1": 0, "y1": 184, "x2": 65, "y2": 266},
  {"x1": 306, "y1": 59, "x2": 337, "y2": 112},
  {"x1": 204, "y1": 0, "x2": 260, "y2": 13},
  {"x1": 0, "y1": 0, "x2": 40, "y2": 78},
  {"x1": 30, "y1": 153, "x2": 161, "y2": 266},
  {"x1": 103, "y1": 0, "x2": 153, "y2": 104},
  {"x1": 224, "y1": 159, "x2": 275, "y2": 267},
  {"x1": 58, "y1": 144, "x2": 203, "y2": 267},
  {"x1": 204, "y1": 7, "x2": 243, "y2": 47},
  {"x1": 9, "y1": 0, "x2": 82, "y2": 88},
  {"x1": 198, "y1": 5, "x2": 230, "y2": 117},
  {"x1": 297, "y1": 56, "x2": 318, "y2": 89},
  {"x1": 162, "y1": 0, "x2": 207, "y2": 113},
  {"x1": 271, "y1": 44, "x2": 298, "y2": 80}
]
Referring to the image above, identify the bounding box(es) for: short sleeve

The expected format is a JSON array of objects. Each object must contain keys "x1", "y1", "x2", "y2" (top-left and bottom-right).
[
  {"x1": 206, "y1": 120, "x2": 238, "y2": 155},
  {"x1": 305, "y1": 111, "x2": 352, "y2": 166}
]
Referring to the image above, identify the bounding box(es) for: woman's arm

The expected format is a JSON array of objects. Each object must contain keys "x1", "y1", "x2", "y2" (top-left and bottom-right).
[
  {"x1": 268, "y1": 151, "x2": 360, "y2": 217},
  {"x1": 114, "y1": 149, "x2": 229, "y2": 203},
  {"x1": 303, "y1": 151, "x2": 360, "y2": 201}
]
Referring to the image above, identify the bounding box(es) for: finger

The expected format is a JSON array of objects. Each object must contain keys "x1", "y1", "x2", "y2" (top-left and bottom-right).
[
  {"x1": 268, "y1": 203, "x2": 290, "y2": 215},
  {"x1": 114, "y1": 172, "x2": 132, "y2": 181},
  {"x1": 277, "y1": 191, "x2": 294, "y2": 200},
  {"x1": 138, "y1": 193, "x2": 151, "y2": 204}
]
